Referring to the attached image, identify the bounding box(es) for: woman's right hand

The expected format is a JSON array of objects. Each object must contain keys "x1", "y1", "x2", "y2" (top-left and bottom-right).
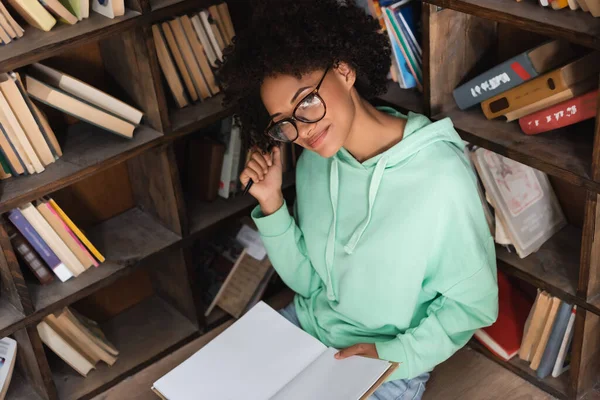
[{"x1": 240, "y1": 146, "x2": 284, "y2": 215}]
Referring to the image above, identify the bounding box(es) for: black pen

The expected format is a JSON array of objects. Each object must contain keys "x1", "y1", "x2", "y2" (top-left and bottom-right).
[{"x1": 242, "y1": 179, "x2": 254, "y2": 195}]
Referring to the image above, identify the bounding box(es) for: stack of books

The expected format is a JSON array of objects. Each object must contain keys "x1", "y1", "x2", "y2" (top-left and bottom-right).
[
  {"x1": 0, "y1": 2, "x2": 24, "y2": 46},
  {"x1": 6, "y1": 0, "x2": 126, "y2": 33},
  {"x1": 533, "y1": 0, "x2": 600, "y2": 17},
  {"x1": 152, "y1": 2, "x2": 235, "y2": 108},
  {"x1": 37, "y1": 306, "x2": 119, "y2": 377},
  {"x1": 6, "y1": 197, "x2": 105, "y2": 284},
  {"x1": 453, "y1": 40, "x2": 599, "y2": 135},
  {"x1": 473, "y1": 272, "x2": 575, "y2": 380},
  {"x1": 360, "y1": 0, "x2": 422, "y2": 90},
  {"x1": 0, "y1": 337, "x2": 17, "y2": 400}
]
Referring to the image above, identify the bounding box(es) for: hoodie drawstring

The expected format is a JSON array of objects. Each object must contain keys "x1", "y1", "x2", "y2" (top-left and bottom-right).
[{"x1": 324, "y1": 156, "x2": 388, "y2": 301}]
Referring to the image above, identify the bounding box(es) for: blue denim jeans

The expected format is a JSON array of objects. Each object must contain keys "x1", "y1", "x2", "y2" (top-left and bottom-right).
[{"x1": 279, "y1": 303, "x2": 429, "y2": 400}]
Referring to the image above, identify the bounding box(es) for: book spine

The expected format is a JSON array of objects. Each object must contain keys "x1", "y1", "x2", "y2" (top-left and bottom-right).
[
  {"x1": 453, "y1": 52, "x2": 537, "y2": 110},
  {"x1": 7, "y1": 209, "x2": 72, "y2": 282},
  {"x1": 536, "y1": 301, "x2": 573, "y2": 379},
  {"x1": 519, "y1": 90, "x2": 597, "y2": 135},
  {"x1": 6, "y1": 223, "x2": 54, "y2": 285}
]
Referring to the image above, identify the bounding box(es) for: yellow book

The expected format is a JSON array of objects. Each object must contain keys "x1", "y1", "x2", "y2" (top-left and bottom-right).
[
  {"x1": 8, "y1": 0, "x2": 56, "y2": 32},
  {"x1": 551, "y1": 0, "x2": 569, "y2": 8},
  {"x1": 49, "y1": 199, "x2": 105, "y2": 263}
]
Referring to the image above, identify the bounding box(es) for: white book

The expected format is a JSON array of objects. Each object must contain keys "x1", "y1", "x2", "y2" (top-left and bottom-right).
[
  {"x1": 218, "y1": 118, "x2": 239, "y2": 199},
  {"x1": 30, "y1": 63, "x2": 143, "y2": 125},
  {"x1": 0, "y1": 337, "x2": 17, "y2": 400},
  {"x1": 153, "y1": 302, "x2": 396, "y2": 400},
  {"x1": 199, "y1": 11, "x2": 223, "y2": 62},
  {"x1": 191, "y1": 15, "x2": 217, "y2": 68},
  {"x1": 552, "y1": 305, "x2": 576, "y2": 377},
  {"x1": 37, "y1": 321, "x2": 95, "y2": 377},
  {"x1": 112, "y1": 0, "x2": 124, "y2": 16},
  {"x1": 20, "y1": 203, "x2": 86, "y2": 276},
  {"x1": 92, "y1": 0, "x2": 114, "y2": 18},
  {"x1": 80, "y1": 0, "x2": 89, "y2": 18}
]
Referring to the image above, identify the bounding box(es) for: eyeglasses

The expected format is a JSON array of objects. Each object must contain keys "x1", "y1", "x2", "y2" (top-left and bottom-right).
[{"x1": 265, "y1": 67, "x2": 329, "y2": 143}]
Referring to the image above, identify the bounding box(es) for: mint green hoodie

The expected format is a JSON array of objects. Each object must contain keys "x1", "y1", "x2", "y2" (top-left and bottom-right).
[{"x1": 252, "y1": 109, "x2": 498, "y2": 381}]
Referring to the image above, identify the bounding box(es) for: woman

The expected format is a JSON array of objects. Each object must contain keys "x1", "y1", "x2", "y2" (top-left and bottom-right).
[{"x1": 218, "y1": 0, "x2": 498, "y2": 398}]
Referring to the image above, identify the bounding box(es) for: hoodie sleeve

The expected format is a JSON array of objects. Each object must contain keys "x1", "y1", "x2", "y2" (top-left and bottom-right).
[
  {"x1": 251, "y1": 200, "x2": 322, "y2": 298},
  {"x1": 375, "y1": 164, "x2": 499, "y2": 379}
]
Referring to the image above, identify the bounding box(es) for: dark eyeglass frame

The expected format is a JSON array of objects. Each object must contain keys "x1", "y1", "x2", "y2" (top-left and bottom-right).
[{"x1": 265, "y1": 66, "x2": 330, "y2": 143}]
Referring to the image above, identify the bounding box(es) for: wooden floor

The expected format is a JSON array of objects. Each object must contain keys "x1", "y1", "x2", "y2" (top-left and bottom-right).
[{"x1": 93, "y1": 332, "x2": 555, "y2": 400}]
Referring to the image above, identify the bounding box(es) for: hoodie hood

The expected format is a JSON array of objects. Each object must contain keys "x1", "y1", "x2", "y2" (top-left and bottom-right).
[{"x1": 324, "y1": 108, "x2": 462, "y2": 301}]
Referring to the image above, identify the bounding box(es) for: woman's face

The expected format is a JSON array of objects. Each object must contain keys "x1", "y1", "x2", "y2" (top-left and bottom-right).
[{"x1": 260, "y1": 64, "x2": 356, "y2": 158}]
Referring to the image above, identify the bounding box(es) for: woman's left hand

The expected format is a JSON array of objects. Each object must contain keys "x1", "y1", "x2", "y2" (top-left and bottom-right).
[{"x1": 335, "y1": 343, "x2": 379, "y2": 360}]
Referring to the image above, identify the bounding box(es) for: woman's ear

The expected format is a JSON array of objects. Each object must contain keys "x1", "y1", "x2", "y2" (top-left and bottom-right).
[{"x1": 335, "y1": 62, "x2": 356, "y2": 88}]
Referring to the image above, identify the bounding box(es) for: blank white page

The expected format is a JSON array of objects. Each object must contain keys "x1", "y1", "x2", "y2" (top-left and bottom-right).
[
  {"x1": 153, "y1": 302, "x2": 326, "y2": 400},
  {"x1": 271, "y1": 347, "x2": 392, "y2": 400}
]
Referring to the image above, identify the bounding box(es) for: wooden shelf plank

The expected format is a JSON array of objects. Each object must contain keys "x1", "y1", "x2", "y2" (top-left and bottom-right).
[
  {"x1": 188, "y1": 172, "x2": 296, "y2": 235},
  {"x1": 50, "y1": 295, "x2": 197, "y2": 400},
  {"x1": 4, "y1": 369, "x2": 44, "y2": 400},
  {"x1": 150, "y1": 0, "x2": 185, "y2": 10},
  {"x1": 425, "y1": 0, "x2": 600, "y2": 50},
  {"x1": 469, "y1": 340, "x2": 569, "y2": 400},
  {"x1": 0, "y1": 208, "x2": 180, "y2": 338},
  {"x1": 0, "y1": 298, "x2": 24, "y2": 340},
  {"x1": 0, "y1": 10, "x2": 141, "y2": 72},
  {"x1": 436, "y1": 108, "x2": 596, "y2": 190},
  {"x1": 374, "y1": 81, "x2": 424, "y2": 115},
  {"x1": 169, "y1": 94, "x2": 232, "y2": 135},
  {"x1": 0, "y1": 123, "x2": 162, "y2": 214},
  {"x1": 497, "y1": 225, "x2": 581, "y2": 300}
]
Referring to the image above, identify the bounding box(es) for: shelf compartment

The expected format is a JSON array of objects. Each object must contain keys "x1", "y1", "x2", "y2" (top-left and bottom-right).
[
  {"x1": 169, "y1": 94, "x2": 232, "y2": 135},
  {"x1": 4, "y1": 368, "x2": 45, "y2": 400},
  {"x1": 436, "y1": 108, "x2": 596, "y2": 191},
  {"x1": 0, "y1": 123, "x2": 162, "y2": 214},
  {"x1": 0, "y1": 298, "x2": 24, "y2": 343},
  {"x1": 469, "y1": 340, "x2": 569, "y2": 400},
  {"x1": 50, "y1": 295, "x2": 197, "y2": 400},
  {"x1": 0, "y1": 207, "x2": 181, "y2": 338},
  {"x1": 424, "y1": 0, "x2": 600, "y2": 50},
  {"x1": 0, "y1": 10, "x2": 141, "y2": 72}
]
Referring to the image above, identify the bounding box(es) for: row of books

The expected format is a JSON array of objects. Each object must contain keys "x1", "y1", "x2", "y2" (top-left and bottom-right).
[
  {"x1": 453, "y1": 40, "x2": 599, "y2": 135},
  {"x1": 533, "y1": 0, "x2": 600, "y2": 17},
  {"x1": 0, "y1": 2, "x2": 23, "y2": 46},
  {"x1": 37, "y1": 306, "x2": 119, "y2": 377},
  {"x1": 0, "y1": 62, "x2": 143, "y2": 181},
  {"x1": 7, "y1": 0, "x2": 125, "y2": 34},
  {"x1": 465, "y1": 143, "x2": 566, "y2": 258},
  {"x1": 6, "y1": 197, "x2": 105, "y2": 284},
  {"x1": 0, "y1": 337, "x2": 16, "y2": 400},
  {"x1": 358, "y1": 0, "x2": 422, "y2": 90},
  {"x1": 153, "y1": 3, "x2": 235, "y2": 109},
  {"x1": 474, "y1": 272, "x2": 574, "y2": 379}
]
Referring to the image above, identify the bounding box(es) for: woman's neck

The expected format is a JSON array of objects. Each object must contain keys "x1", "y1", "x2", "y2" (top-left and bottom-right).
[{"x1": 342, "y1": 90, "x2": 406, "y2": 163}]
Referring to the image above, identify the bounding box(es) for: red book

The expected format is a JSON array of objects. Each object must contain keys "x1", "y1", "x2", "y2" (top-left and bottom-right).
[
  {"x1": 474, "y1": 270, "x2": 533, "y2": 361},
  {"x1": 519, "y1": 90, "x2": 598, "y2": 135}
]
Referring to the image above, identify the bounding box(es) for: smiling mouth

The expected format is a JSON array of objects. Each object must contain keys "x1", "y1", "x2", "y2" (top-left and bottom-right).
[{"x1": 308, "y1": 125, "x2": 329, "y2": 147}]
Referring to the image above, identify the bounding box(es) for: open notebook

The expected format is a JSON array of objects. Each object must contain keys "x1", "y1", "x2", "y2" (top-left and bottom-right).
[{"x1": 152, "y1": 302, "x2": 397, "y2": 400}]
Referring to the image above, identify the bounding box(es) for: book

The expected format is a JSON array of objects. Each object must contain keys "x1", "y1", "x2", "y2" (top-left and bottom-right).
[
  {"x1": 39, "y1": 0, "x2": 78, "y2": 25},
  {"x1": 162, "y1": 22, "x2": 199, "y2": 102},
  {"x1": 187, "y1": 137, "x2": 225, "y2": 201},
  {"x1": 537, "y1": 301, "x2": 573, "y2": 379},
  {"x1": 0, "y1": 337, "x2": 17, "y2": 400},
  {"x1": 552, "y1": 306, "x2": 576, "y2": 377},
  {"x1": 152, "y1": 24, "x2": 189, "y2": 108},
  {"x1": 208, "y1": 5, "x2": 228, "y2": 46},
  {"x1": 519, "y1": 291, "x2": 550, "y2": 361},
  {"x1": 37, "y1": 320, "x2": 95, "y2": 377},
  {"x1": 453, "y1": 40, "x2": 576, "y2": 110},
  {"x1": 49, "y1": 199, "x2": 105, "y2": 263},
  {"x1": 199, "y1": 11, "x2": 223, "y2": 62},
  {"x1": 217, "y1": 2, "x2": 235, "y2": 43},
  {"x1": 92, "y1": 0, "x2": 115, "y2": 18},
  {"x1": 0, "y1": 3, "x2": 24, "y2": 38},
  {"x1": 7, "y1": 208, "x2": 73, "y2": 282},
  {"x1": 20, "y1": 202, "x2": 86, "y2": 276},
  {"x1": 472, "y1": 149, "x2": 567, "y2": 258},
  {"x1": 481, "y1": 52, "x2": 600, "y2": 120},
  {"x1": 578, "y1": 0, "x2": 591, "y2": 11},
  {"x1": 80, "y1": 0, "x2": 89, "y2": 18},
  {"x1": 530, "y1": 296, "x2": 561, "y2": 370},
  {"x1": 153, "y1": 302, "x2": 397, "y2": 400},
  {"x1": 519, "y1": 89, "x2": 598, "y2": 135},
  {"x1": 191, "y1": 14, "x2": 218, "y2": 68},
  {"x1": 59, "y1": 0, "x2": 81, "y2": 20},
  {"x1": 8, "y1": 0, "x2": 56, "y2": 31},
  {"x1": 473, "y1": 271, "x2": 533, "y2": 361},
  {"x1": 0, "y1": 122, "x2": 25, "y2": 176},
  {"x1": 0, "y1": 21, "x2": 11, "y2": 44},
  {"x1": 552, "y1": 0, "x2": 569, "y2": 8},
  {"x1": 180, "y1": 15, "x2": 220, "y2": 96},
  {"x1": 67, "y1": 308, "x2": 118, "y2": 357},
  {"x1": 5, "y1": 221, "x2": 54, "y2": 285},
  {"x1": 30, "y1": 63, "x2": 143, "y2": 125},
  {"x1": 26, "y1": 75, "x2": 136, "y2": 139}
]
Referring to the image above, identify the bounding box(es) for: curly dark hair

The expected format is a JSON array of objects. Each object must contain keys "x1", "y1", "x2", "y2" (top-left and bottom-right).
[{"x1": 216, "y1": 0, "x2": 391, "y2": 151}]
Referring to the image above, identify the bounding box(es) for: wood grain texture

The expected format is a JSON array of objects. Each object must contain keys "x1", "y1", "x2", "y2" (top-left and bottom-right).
[
  {"x1": 100, "y1": 27, "x2": 164, "y2": 131},
  {"x1": 0, "y1": 208, "x2": 181, "y2": 338},
  {"x1": 591, "y1": 85, "x2": 600, "y2": 182},
  {"x1": 581, "y1": 193, "x2": 599, "y2": 300},
  {"x1": 127, "y1": 145, "x2": 187, "y2": 235},
  {"x1": 423, "y1": 6, "x2": 496, "y2": 116},
  {"x1": 438, "y1": 108, "x2": 596, "y2": 191},
  {"x1": 424, "y1": 0, "x2": 600, "y2": 50},
  {"x1": 50, "y1": 295, "x2": 197, "y2": 400},
  {"x1": 0, "y1": 123, "x2": 162, "y2": 214},
  {"x1": 571, "y1": 308, "x2": 600, "y2": 398},
  {"x1": 13, "y1": 325, "x2": 58, "y2": 400},
  {"x1": 0, "y1": 221, "x2": 32, "y2": 314}
]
